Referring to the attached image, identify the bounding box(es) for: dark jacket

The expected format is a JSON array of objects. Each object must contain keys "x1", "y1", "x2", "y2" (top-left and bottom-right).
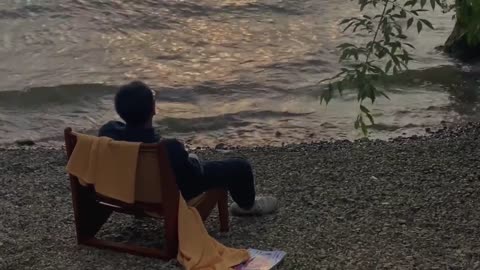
[{"x1": 98, "y1": 121, "x2": 203, "y2": 200}]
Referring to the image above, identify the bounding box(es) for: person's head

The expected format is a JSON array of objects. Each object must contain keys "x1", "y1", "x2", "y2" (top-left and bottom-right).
[{"x1": 115, "y1": 81, "x2": 156, "y2": 127}]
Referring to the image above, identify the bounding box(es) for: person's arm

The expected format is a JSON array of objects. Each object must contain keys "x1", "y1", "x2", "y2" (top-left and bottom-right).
[{"x1": 164, "y1": 139, "x2": 203, "y2": 180}]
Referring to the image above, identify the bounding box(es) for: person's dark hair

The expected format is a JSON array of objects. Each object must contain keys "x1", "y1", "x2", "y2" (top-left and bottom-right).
[{"x1": 115, "y1": 81, "x2": 155, "y2": 126}]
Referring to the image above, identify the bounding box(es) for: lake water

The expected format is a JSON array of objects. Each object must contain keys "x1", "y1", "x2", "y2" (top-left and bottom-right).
[{"x1": 0, "y1": 0, "x2": 479, "y2": 147}]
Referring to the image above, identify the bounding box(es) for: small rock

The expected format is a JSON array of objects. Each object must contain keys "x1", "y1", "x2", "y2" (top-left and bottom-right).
[
  {"x1": 15, "y1": 139, "x2": 35, "y2": 146},
  {"x1": 215, "y1": 143, "x2": 226, "y2": 150},
  {"x1": 275, "y1": 131, "x2": 282, "y2": 137}
]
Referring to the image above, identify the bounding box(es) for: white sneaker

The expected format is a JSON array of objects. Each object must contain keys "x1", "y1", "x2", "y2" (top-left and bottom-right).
[{"x1": 230, "y1": 196, "x2": 278, "y2": 216}]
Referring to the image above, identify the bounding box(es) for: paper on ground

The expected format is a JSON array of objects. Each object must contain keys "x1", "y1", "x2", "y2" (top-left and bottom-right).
[{"x1": 234, "y1": 249, "x2": 286, "y2": 270}]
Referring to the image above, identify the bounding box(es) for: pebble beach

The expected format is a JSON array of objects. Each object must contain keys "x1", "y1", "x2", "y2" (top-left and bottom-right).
[{"x1": 1, "y1": 123, "x2": 480, "y2": 269}]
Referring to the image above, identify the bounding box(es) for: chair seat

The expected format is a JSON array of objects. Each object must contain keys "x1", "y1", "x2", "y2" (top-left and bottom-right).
[
  {"x1": 187, "y1": 193, "x2": 208, "y2": 206},
  {"x1": 145, "y1": 193, "x2": 206, "y2": 218}
]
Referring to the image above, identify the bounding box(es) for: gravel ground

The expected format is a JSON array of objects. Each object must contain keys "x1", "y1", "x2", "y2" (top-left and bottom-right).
[{"x1": 2, "y1": 124, "x2": 480, "y2": 269}]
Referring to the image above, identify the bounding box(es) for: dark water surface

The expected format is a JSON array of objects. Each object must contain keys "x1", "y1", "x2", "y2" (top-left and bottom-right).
[{"x1": 0, "y1": 0, "x2": 479, "y2": 147}]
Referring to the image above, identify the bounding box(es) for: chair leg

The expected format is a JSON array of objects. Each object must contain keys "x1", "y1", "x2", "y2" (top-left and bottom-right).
[
  {"x1": 75, "y1": 185, "x2": 112, "y2": 242},
  {"x1": 195, "y1": 189, "x2": 223, "y2": 222},
  {"x1": 163, "y1": 197, "x2": 179, "y2": 259},
  {"x1": 218, "y1": 191, "x2": 230, "y2": 232}
]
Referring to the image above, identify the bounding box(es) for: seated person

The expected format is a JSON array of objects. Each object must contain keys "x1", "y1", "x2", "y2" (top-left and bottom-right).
[{"x1": 99, "y1": 81, "x2": 278, "y2": 216}]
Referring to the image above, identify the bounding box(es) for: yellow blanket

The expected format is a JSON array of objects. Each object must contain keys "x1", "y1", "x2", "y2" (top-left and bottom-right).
[
  {"x1": 66, "y1": 133, "x2": 140, "y2": 204},
  {"x1": 66, "y1": 133, "x2": 249, "y2": 270},
  {"x1": 177, "y1": 195, "x2": 250, "y2": 270}
]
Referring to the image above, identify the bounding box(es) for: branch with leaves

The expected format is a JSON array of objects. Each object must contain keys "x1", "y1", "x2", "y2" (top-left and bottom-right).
[{"x1": 320, "y1": 0, "x2": 446, "y2": 135}]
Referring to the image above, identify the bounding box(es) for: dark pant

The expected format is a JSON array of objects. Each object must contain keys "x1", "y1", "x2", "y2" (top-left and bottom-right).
[{"x1": 183, "y1": 158, "x2": 256, "y2": 210}]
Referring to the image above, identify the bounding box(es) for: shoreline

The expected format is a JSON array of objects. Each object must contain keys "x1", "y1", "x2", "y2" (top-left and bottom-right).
[
  {"x1": 2, "y1": 122, "x2": 480, "y2": 269},
  {"x1": 0, "y1": 120, "x2": 459, "y2": 151}
]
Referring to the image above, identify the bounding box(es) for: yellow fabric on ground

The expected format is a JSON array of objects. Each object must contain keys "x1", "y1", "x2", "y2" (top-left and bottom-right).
[
  {"x1": 177, "y1": 194, "x2": 250, "y2": 270},
  {"x1": 66, "y1": 133, "x2": 140, "y2": 204}
]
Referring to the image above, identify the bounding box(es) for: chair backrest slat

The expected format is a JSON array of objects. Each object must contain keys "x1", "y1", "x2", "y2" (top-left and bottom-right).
[{"x1": 136, "y1": 147, "x2": 163, "y2": 203}]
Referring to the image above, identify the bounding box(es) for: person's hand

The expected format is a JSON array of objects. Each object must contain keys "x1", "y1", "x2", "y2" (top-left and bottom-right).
[{"x1": 188, "y1": 153, "x2": 200, "y2": 161}]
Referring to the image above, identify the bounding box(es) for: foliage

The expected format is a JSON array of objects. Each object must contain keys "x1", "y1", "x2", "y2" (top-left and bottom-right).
[
  {"x1": 455, "y1": 0, "x2": 480, "y2": 46},
  {"x1": 320, "y1": 0, "x2": 448, "y2": 135}
]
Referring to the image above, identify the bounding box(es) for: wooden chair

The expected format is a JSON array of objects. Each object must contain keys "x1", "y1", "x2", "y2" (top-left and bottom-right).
[{"x1": 64, "y1": 127, "x2": 229, "y2": 260}]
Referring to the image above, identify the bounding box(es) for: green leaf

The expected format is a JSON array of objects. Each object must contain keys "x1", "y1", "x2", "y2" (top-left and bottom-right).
[
  {"x1": 386, "y1": 6, "x2": 396, "y2": 15},
  {"x1": 337, "y1": 81, "x2": 344, "y2": 96},
  {"x1": 360, "y1": 104, "x2": 370, "y2": 114},
  {"x1": 377, "y1": 90, "x2": 391, "y2": 100},
  {"x1": 367, "y1": 84, "x2": 376, "y2": 103},
  {"x1": 340, "y1": 50, "x2": 350, "y2": 61},
  {"x1": 365, "y1": 112, "x2": 375, "y2": 125},
  {"x1": 420, "y1": 19, "x2": 434, "y2": 29},
  {"x1": 430, "y1": 0, "x2": 436, "y2": 9},
  {"x1": 404, "y1": 0, "x2": 416, "y2": 7},
  {"x1": 360, "y1": 104, "x2": 375, "y2": 125},
  {"x1": 360, "y1": 1, "x2": 368, "y2": 11},
  {"x1": 393, "y1": 66, "x2": 398, "y2": 75},
  {"x1": 337, "y1": 43, "x2": 356, "y2": 49},
  {"x1": 354, "y1": 51, "x2": 359, "y2": 60},
  {"x1": 403, "y1": 42, "x2": 415, "y2": 49},
  {"x1": 320, "y1": 84, "x2": 334, "y2": 105},
  {"x1": 343, "y1": 21, "x2": 356, "y2": 32},
  {"x1": 407, "y1": 18, "x2": 414, "y2": 29},
  {"x1": 385, "y1": 60, "x2": 393, "y2": 73},
  {"x1": 393, "y1": 24, "x2": 403, "y2": 36},
  {"x1": 417, "y1": 21, "x2": 423, "y2": 33},
  {"x1": 390, "y1": 45, "x2": 398, "y2": 55},
  {"x1": 353, "y1": 20, "x2": 366, "y2": 32},
  {"x1": 421, "y1": 0, "x2": 427, "y2": 8},
  {"x1": 360, "y1": 116, "x2": 368, "y2": 135}
]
